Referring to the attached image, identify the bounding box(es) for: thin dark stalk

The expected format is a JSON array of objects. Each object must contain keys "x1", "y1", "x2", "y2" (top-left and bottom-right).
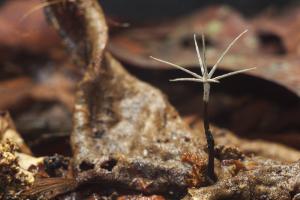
[
  {"x1": 203, "y1": 82, "x2": 216, "y2": 183},
  {"x1": 203, "y1": 99, "x2": 216, "y2": 183}
]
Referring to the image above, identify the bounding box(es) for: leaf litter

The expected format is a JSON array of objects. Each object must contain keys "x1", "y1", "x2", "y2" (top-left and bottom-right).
[{"x1": 0, "y1": 0, "x2": 299, "y2": 200}]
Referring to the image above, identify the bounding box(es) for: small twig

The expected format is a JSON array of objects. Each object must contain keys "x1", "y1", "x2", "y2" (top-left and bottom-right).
[{"x1": 151, "y1": 29, "x2": 255, "y2": 183}]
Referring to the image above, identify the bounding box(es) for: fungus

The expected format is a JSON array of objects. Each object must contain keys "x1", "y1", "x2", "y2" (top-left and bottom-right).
[{"x1": 151, "y1": 30, "x2": 255, "y2": 183}]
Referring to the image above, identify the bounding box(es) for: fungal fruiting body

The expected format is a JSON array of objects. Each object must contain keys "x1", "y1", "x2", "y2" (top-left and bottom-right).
[{"x1": 151, "y1": 30, "x2": 255, "y2": 182}]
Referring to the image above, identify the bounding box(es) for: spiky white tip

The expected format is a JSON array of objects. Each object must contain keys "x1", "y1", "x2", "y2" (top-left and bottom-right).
[{"x1": 150, "y1": 30, "x2": 255, "y2": 85}]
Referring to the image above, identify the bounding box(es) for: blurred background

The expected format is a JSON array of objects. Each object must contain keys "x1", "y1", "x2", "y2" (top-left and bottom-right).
[
  {"x1": 0, "y1": 0, "x2": 299, "y2": 156},
  {"x1": 101, "y1": 0, "x2": 298, "y2": 20}
]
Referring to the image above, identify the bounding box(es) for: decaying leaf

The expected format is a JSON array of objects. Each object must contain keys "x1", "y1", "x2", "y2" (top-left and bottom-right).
[
  {"x1": 184, "y1": 161, "x2": 300, "y2": 200},
  {"x1": 0, "y1": 70, "x2": 76, "y2": 112},
  {"x1": 0, "y1": 0, "x2": 60, "y2": 58},
  {"x1": 109, "y1": 6, "x2": 300, "y2": 97},
  {"x1": 212, "y1": 127, "x2": 300, "y2": 163},
  {"x1": 31, "y1": 0, "x2": 300, "y2": 199},
  {"x1": 0, "y1": 111, "x2": 44, "y2": 199},
  {"x1": 0, "y1": 140, "x2": 35, "y2": 200},
  {"x1": 44, "y1": 0, "x2": 214, "y2": 197},
  {"x1": 0, "y1": 110, "x2": 31, "y2": 154}
]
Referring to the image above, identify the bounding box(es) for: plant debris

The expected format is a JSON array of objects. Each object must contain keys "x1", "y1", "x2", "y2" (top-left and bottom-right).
[
  {"x1": 184, "y1": 161, "x2": 300, "y2": 200},
  {"x1": 0, "y1": 111, "x2": 31, "y2": 154},
  {"x1": 109, "y1": 6, "x2": 300, "y2": 97},
  {"x1": 0, "y1": 0, "x2": 299, "y2": 200},
  {"x1": 0, "y1": 140, "x2": 34, "y2": 200},
  {"x1": 35, "y1": 0, "x2": 300, "y2": 199}
]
